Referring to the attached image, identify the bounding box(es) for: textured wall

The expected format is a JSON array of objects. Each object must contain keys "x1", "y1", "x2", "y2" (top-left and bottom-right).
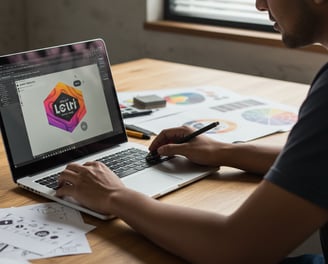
[
  {"x1": 0, "y1": 0, "x2": 26, "y2": 55},
  {"x1": 0, "y1": 0, "x2": 326, "y2": 84},
  {"x1": 142, "y1": 30, "x2": 328, "y2": 84},
  {"x1": 24, "y1": 0, "x2": 147, "y2": 63}
]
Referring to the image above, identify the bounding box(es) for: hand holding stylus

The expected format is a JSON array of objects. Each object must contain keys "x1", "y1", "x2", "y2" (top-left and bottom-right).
[{"x1": 146, "y1": 122, "x2": 220, "y2": 163}]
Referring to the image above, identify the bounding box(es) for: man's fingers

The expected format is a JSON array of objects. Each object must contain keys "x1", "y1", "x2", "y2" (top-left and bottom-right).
[
  {"x1": 149, "y1": 126, "x2": 193, "y2": 151},
  {"x1": 65, "y1": 162, "x2": 84, "y2": 172},
  {"x1": 58, "y1": 168, "x2": 79, "y2": 186},
  {"x1": 55, "y1": 183, "x2": 75, "y2": 197},
  {"x1": 158, "y1": 143, "x2": 187, "y2": 157}
]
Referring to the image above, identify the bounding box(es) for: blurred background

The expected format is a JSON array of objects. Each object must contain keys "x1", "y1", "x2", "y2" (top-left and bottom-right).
[{"x1": 0, "y1": 0, "x2": 327, "y2": 82}]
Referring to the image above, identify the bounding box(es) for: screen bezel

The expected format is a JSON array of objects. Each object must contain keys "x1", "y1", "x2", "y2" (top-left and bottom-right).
[{"x1": 0, "y1": 39, "x2": 127, "y2": 181}]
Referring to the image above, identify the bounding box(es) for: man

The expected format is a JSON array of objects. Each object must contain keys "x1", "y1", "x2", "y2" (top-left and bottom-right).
[{"x1": 56, "y1": 0, "x2": 328, "y2": 263}]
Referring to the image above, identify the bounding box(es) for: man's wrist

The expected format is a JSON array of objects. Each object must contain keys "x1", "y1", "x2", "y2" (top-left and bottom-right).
[{"x1": 107, "y1": 187, "x2": 147, "y2": 218}]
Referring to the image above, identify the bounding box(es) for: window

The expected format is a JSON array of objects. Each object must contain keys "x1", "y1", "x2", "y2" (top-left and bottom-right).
[{"x1": 164, "y1": 0, "x2": 274, "y2": 32}]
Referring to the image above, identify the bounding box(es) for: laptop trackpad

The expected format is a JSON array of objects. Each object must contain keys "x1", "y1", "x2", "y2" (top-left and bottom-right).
[
  {"x1": 122, "y1": 156, "x2": 213, "y2": 197},
  {"x1": 122, "y1": 170, "x2": 182, "y2": 197}
]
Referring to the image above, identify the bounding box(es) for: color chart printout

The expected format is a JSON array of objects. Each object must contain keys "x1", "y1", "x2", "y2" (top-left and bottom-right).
[
  {"x1": 138, "y1": 97, "x2": 298, "y2": 143},
  {"x1": 118, "y1": 86, "x2": 244, "y2": 123},
  {"x1": 210, "y1": 98, "x2": 298, "y2": 132}
]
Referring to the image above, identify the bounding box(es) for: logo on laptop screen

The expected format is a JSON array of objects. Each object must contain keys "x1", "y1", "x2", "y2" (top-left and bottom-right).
[{"x1": 44, "y1": 82, "x2": 86, "y2": 132}]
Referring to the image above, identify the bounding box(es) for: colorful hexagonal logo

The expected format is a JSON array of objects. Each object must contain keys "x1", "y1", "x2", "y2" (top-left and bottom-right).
[{"x1": 44, "y1": 82, "x2": 86, "y2": 132}]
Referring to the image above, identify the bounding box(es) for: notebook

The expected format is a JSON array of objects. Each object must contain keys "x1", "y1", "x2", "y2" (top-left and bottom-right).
[{"x1": 0, "y1": 39, "x2": 217, "y2": 220}]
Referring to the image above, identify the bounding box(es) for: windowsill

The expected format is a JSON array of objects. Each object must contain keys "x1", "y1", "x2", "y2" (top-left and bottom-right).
[{"x1": 144, "y1": 20, "x2": 327, "y2": 54}]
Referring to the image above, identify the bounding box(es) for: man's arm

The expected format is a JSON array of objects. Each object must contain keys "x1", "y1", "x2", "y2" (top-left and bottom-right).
[
  {"x1": 108, "y1": 180, "x2": 328, "y2": 264},
  {"x1": 219, "y1": 143, "x2": 281, "y2": 175},
  {"x1": 57, "y1": 163, "x2": 328, "y2": 264},
  {"x1": 148, "y1": 126, "x2": 282, "y2": 175}
]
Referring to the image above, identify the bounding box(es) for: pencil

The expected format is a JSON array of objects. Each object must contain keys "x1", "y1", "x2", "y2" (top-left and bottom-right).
[
  {"x1": 176, "y1": 121, "x2": 220, "y2": 144},
  {"x1": 126, "y1": 129, "x2": 151, "y2": 140}
]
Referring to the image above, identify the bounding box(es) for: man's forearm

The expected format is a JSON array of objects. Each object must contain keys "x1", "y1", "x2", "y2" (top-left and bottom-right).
[
  {"x1": 109, "y1": 188, "x2": 229, "y2": 264},
  {"x1": 220, "y1": 143, "x2": 281, "y2": 175}
]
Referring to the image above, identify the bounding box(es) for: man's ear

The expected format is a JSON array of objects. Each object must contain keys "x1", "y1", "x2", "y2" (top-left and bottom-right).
[{"x1": 313, "y1": 0, "x2": 326, "y2": 4}]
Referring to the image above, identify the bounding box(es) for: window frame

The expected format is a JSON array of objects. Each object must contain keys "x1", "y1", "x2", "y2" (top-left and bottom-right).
[{"x1": 164, "y1": 0, "x2": 275, "y2": 33}]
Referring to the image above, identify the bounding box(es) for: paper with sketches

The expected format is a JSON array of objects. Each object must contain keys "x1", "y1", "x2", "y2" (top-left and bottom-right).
[
  {"x1": 0, "y1": 203, "x2": 95, "y2": 259},
  {"x1": 0, "y1": 235, "x2": 91, "y2": 260}
]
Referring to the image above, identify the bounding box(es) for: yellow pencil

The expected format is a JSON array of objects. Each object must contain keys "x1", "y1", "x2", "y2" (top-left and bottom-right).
[{"x1": 126, "y1": 129, "x2": 151, "y2": 139}]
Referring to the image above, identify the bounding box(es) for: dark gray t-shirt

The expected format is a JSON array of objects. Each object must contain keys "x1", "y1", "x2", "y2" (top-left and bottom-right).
[{"x1": 265, "y1": 63, "x2": 328, "y2": 260}]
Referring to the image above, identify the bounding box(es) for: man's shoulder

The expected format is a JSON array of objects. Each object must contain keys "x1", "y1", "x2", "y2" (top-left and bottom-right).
[{"x1": 311, "y1": 62, "x2": 328, "y2": 86}]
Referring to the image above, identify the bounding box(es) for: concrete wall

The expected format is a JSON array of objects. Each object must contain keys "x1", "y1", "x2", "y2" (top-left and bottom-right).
[
  {"x1": 0, "y1": 0, "x2": 326, "y2": 84},
  {"x1": 0, "y1": 0, "x2": 26, "y2": 53},
  {"x1": 24, "y1": 0, "x2": 147, "y2": 63},
  {"x1": 142, "y1": 30, "x2": 328, "y2": 84}
]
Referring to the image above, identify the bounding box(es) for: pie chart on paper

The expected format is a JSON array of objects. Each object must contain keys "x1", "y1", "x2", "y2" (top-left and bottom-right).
[
  {"x1": 165, "y1": 92, "x2": 205, "y2": 105},
  {"x1": 184, "y1": 119, "x2": 237, "y2": 134},
  {"x1": 241, "y1": 108, "x2": 297, "y2": 126}
]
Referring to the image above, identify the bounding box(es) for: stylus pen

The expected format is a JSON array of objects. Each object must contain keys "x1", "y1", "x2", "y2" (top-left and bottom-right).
[
  {"x1": 146, "y1": 121, "x2": 220, "y2": 163},
  {"x1": 175, "y1": 121, "x2": 220, "y2": 144}
]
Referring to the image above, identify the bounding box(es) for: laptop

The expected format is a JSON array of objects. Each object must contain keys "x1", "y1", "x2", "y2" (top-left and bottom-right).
[{"x1": 0, "y1": 39, "x2": 218, "y2": 220}]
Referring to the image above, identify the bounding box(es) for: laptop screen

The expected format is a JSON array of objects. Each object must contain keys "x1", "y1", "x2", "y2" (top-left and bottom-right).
[{"x1": 0, "y1": 39, "x2": 127, "y2": 180}]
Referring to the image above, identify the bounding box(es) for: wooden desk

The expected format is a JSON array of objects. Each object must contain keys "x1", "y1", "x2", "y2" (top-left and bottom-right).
[{"x1": 0, "y1": 59, "x2": 309, "y2": 263}]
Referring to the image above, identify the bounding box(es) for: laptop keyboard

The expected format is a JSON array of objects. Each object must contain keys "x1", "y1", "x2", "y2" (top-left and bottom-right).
[
  {"x1": 35, "y1": 148, "x2": 163, "y2": 190},
  {"x1": 97, "y1": 148, "x2": 154, "y2": 177}
]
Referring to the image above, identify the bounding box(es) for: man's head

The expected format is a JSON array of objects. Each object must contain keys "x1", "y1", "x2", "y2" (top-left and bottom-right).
[{"x1": 256, "y1": 0, "x2": 328, "y2": 48}]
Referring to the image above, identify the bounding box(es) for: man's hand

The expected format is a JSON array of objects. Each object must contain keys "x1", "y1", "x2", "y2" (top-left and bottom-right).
[
  {"x1": 149, "y1": 125, "x2": 227, "y2": 167},
  {"x1": 56, "y1": 161, "x2": 125, "y2": 215}
]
